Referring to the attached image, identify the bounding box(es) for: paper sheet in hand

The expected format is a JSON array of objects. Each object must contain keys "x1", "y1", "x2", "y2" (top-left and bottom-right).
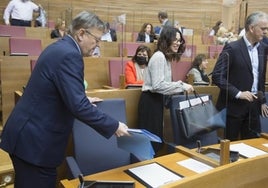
[{"x1": 125, "y1": 162, "x2": 183, "y2": 188}]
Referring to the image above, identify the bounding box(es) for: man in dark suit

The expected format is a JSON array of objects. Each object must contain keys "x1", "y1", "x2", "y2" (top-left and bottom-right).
[
  {"x1": 0, "y1": 11, "x2": 129, "y2": 188},
  {"x1": 157, "y1": 10, "x2": 172, "y2": 36},
  {"x1": 212, "y1": 11, "x2": 268, "y2": 141}
]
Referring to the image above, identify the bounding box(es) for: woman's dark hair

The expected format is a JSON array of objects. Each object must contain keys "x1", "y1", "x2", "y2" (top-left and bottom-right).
[
  {"x1": 191, "y1": 54, "x2": 207, "y2": 68},
  {"x1": 156, "y1": 26, "x2": 186, "y2": 62},
  {"x1": 212, "y1": 20, "x2": 222, "y2": 35},
  {"x1": 139, "y1": 23, "x2": 155, "y2": 35},
  {"x1": 132, "y1": 45, "x2": 152, "y2": 64}
]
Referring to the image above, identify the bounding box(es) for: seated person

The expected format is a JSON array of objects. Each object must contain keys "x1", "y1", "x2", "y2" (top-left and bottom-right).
[
  {"x1": 209, "y1": 20, "x2": 222, "y2": 36},
  {"x1": 136, "y1": 23, "x2": 155, "y2": 43},
  {"x1": 187, "y1": 54, "x2": 210, "y2": 85},
  {"x1": 50, "y1": 18, "x2": 66, "y2": 39},
  {"x1": 125, "y1": 45, "x2": 152, "y2": 86},
  {"x1": 101, "y1": 22, "x2": 117, "y2": 42},
  {"x1": 216, "y1": 24, "x2": 237, "y2": 44}
]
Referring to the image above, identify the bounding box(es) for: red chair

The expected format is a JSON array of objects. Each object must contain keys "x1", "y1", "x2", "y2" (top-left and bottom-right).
[
  {"x1": 118, "y1": 42, "x2": 141, "y2": 57},
  {"x1": 171, "y1": 61, "x2": 192, "y2": 82},
  {"x1": 208, "y1": 45, "x2": 224, "y2": 59},
  {"x1": 182, "y1": 45, "x2": 196, "y2": 59},
  {"x1": 47, "y1": 20, "x2": 55, "y2": 29},
  {"x1": 0, "y1": 25, "x2": 26, "y2": 37},
  {"x1": 108, "y1": 59, "x2": 128, "y2": 88},
  {"x1": 9, "y1": 37, "x2": 42, "y2": 56}
]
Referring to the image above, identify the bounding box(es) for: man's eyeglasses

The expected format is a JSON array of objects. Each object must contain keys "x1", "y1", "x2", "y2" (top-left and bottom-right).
[{"x1": 85, "y1": 30, "x2": 101, "y2": 43}]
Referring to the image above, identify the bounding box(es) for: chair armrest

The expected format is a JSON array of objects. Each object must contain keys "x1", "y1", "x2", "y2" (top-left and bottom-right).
[{"x1": 65, "y1": 156, "x2": 82, "y2": 179}]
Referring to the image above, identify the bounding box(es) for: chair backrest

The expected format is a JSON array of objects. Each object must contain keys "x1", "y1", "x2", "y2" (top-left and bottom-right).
[
  {"x1": 72, "y1": 99, "x2": 131, "y2": 175},
  {"x1": 108, "y1": 59, "x2": 128, "y2": 88},
  {"x1": 0, "y1": 25, "x2": 26, "y2": 37},
  {"x1": 9, "y1": 37, "x2": 42, "y2": 56},
  {"x1": 260, "y1": 92, "x2": 268, "y2": 133},
  {"x1": 181, "y1": 45, "x2": 196, "y2": 59},
  {"x1": 167, "y1": 94, "x2": 219, "y2": 149},
  {"x1": 208, "y1": 45, "x2": 224, "y2": 59},
  {"x1": 118, "y1": 42, "x2": 141, "y2": 57},
  {"x1": 171, "y1": 61, "x2": 192, "y2": 82}
]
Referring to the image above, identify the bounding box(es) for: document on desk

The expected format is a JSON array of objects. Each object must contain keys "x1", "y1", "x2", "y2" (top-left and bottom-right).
[
  {"x1": 125, "y1": 162, "x2": 183, "y2": 188},
  {"x1": 230, "y1": 143, "x2": 267, "y2": 158},
  {"x1": 177, "y1": 158, "x2": 214, "y2": 173}
]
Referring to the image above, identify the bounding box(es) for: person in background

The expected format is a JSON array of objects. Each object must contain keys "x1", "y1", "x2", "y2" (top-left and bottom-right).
[
  {"x1": 50, "y1": 18, "x2": 66, "y2": 39},
  {"x1": 187, "y1": 54, "x2": 210, "y2": 85},
  {"x1": 138, "y1": 26, "x2": 194, "y2": 153},
  {"x1": 92, "y1": 22, "x2": 117, "y2": 57},
  {"x1": 125, "y1": 45, "x2": 152, "y2": 86},
  {"x1": 174, "y1": 20, "x2": 183, "y2": 33},
  {"x1": 156, "y1": 10, "x2": 172, "y2": 37},
  {"x1": 101, "y1": 22, "x2": 117, "y2": 42},
  {"x1": 3, "y1": 0, "x2": 40, "y2": 27},
  {"x1": 0, "y1": 11, "x2": 130, "y2": 188},
  {"x1": 209, "y1": 20, "x2": 222, "y2": 36},
  {"x1": 136, "y1": 23, "x2": 155, "y2": 43},
  {"x1": 212, "y1": 11, "x2": 268, "y2": 141}
]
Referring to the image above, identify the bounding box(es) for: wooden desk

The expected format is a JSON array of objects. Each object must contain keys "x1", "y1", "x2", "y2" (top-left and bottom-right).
[{"x1": 60, "y1": 137, "x2": 268, "y2": 188}]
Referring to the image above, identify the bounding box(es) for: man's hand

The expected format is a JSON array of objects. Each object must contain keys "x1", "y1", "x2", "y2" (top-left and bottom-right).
[
  {"x1": 239, "y1": 91, "x2": 257, "y2": 102},
  {"x1": 261, "y1": 103, "x2": 268, "y2": 117},
  {"x1": 115, "y1": 122, "x2": 130, "y2": 137}
]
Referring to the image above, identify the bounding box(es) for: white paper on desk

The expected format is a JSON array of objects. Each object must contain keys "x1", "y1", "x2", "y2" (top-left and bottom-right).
[
  {"x1": 230, "y1": 143, "x2": 267, "y2": 158},
  {"x1": 177, "y1": 158, "x2": 214, "y2": 174},
  {"x1": 263, "y1": 143, "x2": 268, "y2": 148},
  {"x1": 127, "y1": 163, "x2": 182, "y2": 188}
]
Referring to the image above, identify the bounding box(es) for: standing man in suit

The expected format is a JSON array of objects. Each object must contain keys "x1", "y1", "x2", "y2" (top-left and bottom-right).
[
  {"x1": 157, "y1": 10, "x2": 172, "y2": 36},
  {"x1": 0, "y1": 11, "x2": 129, "y2": 188},
  {"x1": 212, "y1": 11, "x2": 268, "y2": 141}
]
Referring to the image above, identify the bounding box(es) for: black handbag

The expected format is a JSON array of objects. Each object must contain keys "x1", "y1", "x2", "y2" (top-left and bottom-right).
[{"x1": 176, "y1": 91, "x2": 226, "y2": 139}]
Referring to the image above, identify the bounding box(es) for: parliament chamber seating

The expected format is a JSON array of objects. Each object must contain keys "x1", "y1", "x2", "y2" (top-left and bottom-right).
[
  {"x1": 9, "y1": 37, "x2": 42, "y2": 56},
  {"x1": 171, "y1": 60, "x2": 192, "y2": 82},
  {"x1": 0, "y1": 25, "x2": 26, "y2": 37},
  {"x1": 108, "y1": 58, "x2": 129, "y2": 88}
]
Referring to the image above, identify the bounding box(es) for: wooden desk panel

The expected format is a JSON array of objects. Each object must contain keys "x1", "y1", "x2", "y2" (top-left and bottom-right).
[{"x1": 60, "y1": 138, "x2": 268, "y2": 188}]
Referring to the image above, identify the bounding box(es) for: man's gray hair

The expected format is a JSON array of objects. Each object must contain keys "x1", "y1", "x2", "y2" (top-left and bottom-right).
[
  {"x1": 68, "y1": 11, "x2": 105, "y2": 35},
  {"x1": 245, "y1": 11, "x2": 268, "y2": 31}
]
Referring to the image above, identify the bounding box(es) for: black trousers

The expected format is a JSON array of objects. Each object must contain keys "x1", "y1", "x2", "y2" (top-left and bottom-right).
[
  {"x1": 10, "y1": 155, "x2": 57, "y2": 188},
  {"x1": 225, "y1": 99, "x2": 261, "y2": 141},
  {"x1": 138, "y1": 91, "x2": 164, "y2": 153},
  {"x1": 11, "y1": 19, "x2": 31, "y2": 27}
]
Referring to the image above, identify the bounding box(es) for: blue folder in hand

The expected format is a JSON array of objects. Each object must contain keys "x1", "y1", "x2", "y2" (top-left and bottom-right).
[
  {"x1": 117, "y1": 129, "x2": 162, "y2": 160},
  {"x1": 127, "y1": 129, "x2": 162, "y2": 143}
]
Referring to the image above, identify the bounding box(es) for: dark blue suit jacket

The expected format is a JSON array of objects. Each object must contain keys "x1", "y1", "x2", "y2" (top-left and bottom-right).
[
  {"x1": 212, "y1": 37, "x2": 267, "y2": 114},
  {"x1": 0, "y1": 35, "x2": 118, "y2": 167}
]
